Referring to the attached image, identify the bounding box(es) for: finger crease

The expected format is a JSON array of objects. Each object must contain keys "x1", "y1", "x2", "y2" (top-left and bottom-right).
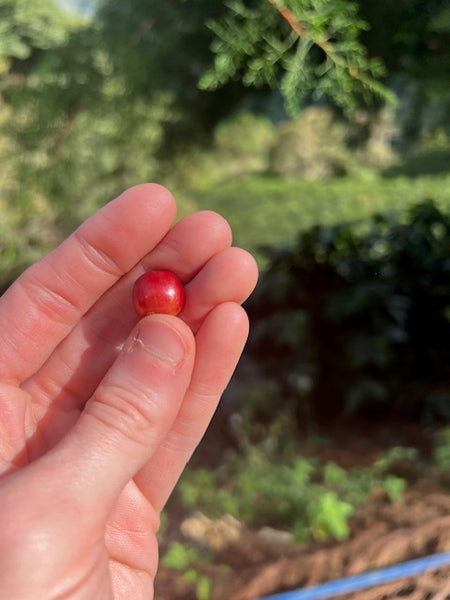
[
  {"x1": 24, "y1": 276, "x2": 81, "y2": 326},
  {"x1": 74, "y1": 230, "x2": 125, "y2": 280}
]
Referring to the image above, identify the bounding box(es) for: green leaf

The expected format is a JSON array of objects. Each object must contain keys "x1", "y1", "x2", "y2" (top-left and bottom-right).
[{"x1": 383, "y1": 475, "x2": 406, "y2": 503}]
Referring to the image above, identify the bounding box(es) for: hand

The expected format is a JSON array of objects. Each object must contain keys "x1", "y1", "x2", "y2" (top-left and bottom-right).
[{"x1": 0, "y1": 184, "x2": 258, "y2": 600}]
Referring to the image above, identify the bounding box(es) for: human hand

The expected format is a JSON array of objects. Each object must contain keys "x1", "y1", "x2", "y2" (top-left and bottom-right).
[{"x1": 0, "y1": 184, "x2": 258, "y2": 599}]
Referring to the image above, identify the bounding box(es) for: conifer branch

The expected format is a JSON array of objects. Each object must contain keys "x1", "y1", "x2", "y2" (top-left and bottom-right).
[
  {"x1": 267, "y1": 0, "x2": 360, "y2": 79},
  {"x1": 267, "y1": 0, "x2": 397, "y2": 106}
]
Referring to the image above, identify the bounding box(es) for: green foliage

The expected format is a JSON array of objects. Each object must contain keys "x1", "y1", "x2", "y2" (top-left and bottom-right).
[
  {"x1": 97, "y1": 0, "x2": 222, "y2": 95},
  {"x1": 308, "y1": 491, "x2": 354, "y2": 541},
  {"x1": 162, "y1": 542, "x2": 201, "y2": 572},
  {"x1": 433, "y1": 427, "x2": 450, "y2": 470},
  {"x1": 0, "y1": 0, "x2": 70, "y2": 74},
  {"x1": 199, "y1": 0, "x2": 396, "y2": 115},
  {"x1": 356, "y1": 1, "x2": 450, "y2": 147},
  {"x1": 430, "y1": 6, "x2": 450, "y2": 34},
  {"x1": 196, "y1": 575, "x2": 211, "y2": 600},
  {"x1": 184, "y1": 570, "x2": 211, "y2": 600},
  {"x1": 372, "y1": 446, "x2": 419, "y2": 475},
  {"x1": 214, "y1": 110, "x2": 276, "y2": 162},
  {"x1": 357, "y1": 0, "x2": 449, "y2": 78},
  {"x1": 269, "y1": 106, "x2": 349, "y2": 179},
  {"x1": 161, "y1": 542, "x2": 211, "y2": 600},
  {"x1": 191, "y1": 174, "x2": 450, "y2": 264},
  {"x1": 1, "y1": 0, "x2": 449, "y2": 295},
  {"x1": 95, "y1": 0, "x2": 241, "y2": 152},
  {"x1": 382, "y1": 475, "x2": 407, "y2": 503},
  {"x1": 177, "y1": 444, "x2": 408, "y2": 543},
  {"x1": 0, "y1": 101, "x2": 60, "y2": 288},
  {"x1": 243, "y1": 200, "x2": 450, "y2": 424},
  {"x1": 178, "y1": 470, "x2": 240, "y2": 517},
  {"x1": 0, "y1": 3, "x2": 180, "y2": 285}
]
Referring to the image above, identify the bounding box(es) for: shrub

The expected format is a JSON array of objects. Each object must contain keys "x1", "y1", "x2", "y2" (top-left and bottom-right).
[
  {"x1": 242, "y1": 199, "x2": 450, "y2": 424},
  {"x1": 176, "y1": 445, "x2": 409, "y2": 543},
  {"x1": 214, "y1": 110, "x2": 276, "y2": 162},
  {"x1": 269, "y1": 107, "x2": 349, "y2": 180}
]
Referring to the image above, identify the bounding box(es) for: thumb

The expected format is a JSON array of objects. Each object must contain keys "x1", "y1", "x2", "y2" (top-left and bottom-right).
[{"x1": 44, "y1": 314, "x2": 195, "y2": 515}]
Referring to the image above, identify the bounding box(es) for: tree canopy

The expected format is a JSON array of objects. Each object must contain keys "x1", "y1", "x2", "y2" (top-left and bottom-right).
[
  {"x1": 0, "y1": 0, "x2": 448, "y2": 251},
  {"x1": 2, "y1": 0, "x2": 448, "y2": 151}
]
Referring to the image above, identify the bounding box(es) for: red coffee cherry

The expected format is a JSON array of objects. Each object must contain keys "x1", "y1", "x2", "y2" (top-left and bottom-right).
[{"x1": 132, "y1": 270, "x2": 185, "y2": 317}]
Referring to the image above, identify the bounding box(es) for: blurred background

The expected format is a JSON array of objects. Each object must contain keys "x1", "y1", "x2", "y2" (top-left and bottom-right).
[{"x1": 1, "y1": 1, "x2": 449, "y2": 598}]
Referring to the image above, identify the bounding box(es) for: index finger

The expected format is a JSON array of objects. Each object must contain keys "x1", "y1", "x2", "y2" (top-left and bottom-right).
[{"x1": 0, "y1": 184, "x2": 176, "y2": 384}]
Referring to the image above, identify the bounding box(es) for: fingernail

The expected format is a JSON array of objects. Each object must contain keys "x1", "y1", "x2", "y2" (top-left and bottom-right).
[{"x1": 133, "y1": 319, "x2": 186, "y2": 367}]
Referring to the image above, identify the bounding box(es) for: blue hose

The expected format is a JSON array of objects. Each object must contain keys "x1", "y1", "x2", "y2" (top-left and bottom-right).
[{"x1": 257, "y1": 552, "x2": 450, "y2": 600}]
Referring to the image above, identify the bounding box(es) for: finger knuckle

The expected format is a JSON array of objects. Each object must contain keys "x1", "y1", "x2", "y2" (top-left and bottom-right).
[{"x1": 88, "y1": 384, "x2": 161, "y2": 447}]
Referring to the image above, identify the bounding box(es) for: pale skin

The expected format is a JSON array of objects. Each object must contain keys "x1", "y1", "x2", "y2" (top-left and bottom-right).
[{"x1": 0, "y1": 184, "x2": 258, "y2": 599}]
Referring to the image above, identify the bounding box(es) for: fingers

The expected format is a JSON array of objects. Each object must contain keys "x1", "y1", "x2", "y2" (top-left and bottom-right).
[
  {"x1": 143, "y1": 209, "x2": 232, "y2": 279},
  {"x1": 38, "y1": 314, "x2": 196, "y2": 515},
  {"x1": 24, "y1": 243, "x2": 257, "y2": 428},
  {"x1": 23, "y1": 211, "x2": 238, "y2": 419},
  {"x1": 182, "y1": 246, "x2": 258, "y2": 332},
  {"x1": 0, "y1": 184, "x2": 176, "y2": 384},
  {"x1": 134, "y1": 302, "x2": 249, "y2": 512}
]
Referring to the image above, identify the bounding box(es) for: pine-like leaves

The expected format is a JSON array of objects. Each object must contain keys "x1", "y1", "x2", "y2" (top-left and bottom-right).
[{"x1": 199, "y1": 0, "x2": 397, "y2": 115}]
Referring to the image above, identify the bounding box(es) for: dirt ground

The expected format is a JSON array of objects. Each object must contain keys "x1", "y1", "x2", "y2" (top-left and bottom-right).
[{"x1": 155, "y1": 422, "x2": 450, "y2": 600}]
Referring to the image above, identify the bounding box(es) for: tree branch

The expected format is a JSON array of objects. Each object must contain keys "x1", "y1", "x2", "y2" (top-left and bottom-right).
[{"x1": 267, "y1": 0, "x2": 360, "y2": 78}]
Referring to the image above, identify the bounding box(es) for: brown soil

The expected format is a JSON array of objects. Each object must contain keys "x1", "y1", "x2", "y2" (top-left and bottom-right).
[{"x1": 155, "y1": 422, "x2": 450, "y2": 600}]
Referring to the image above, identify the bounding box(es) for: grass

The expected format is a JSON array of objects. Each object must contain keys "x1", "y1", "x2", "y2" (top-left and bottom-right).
[{"x1": 180, "y1": 172, "x2": 450, "y2": 264}]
